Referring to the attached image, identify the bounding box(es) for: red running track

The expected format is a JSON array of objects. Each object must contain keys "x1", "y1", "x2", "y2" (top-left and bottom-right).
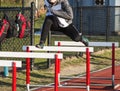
[{"x1": 33, "y1": 65, "x2": 120, "y2": 91}]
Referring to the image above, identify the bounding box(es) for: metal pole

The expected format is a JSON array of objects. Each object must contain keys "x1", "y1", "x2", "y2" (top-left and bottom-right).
[
  {"x1": 76, "y1": 0, "x2": 79, "y2": 30},
  {"x1": 80, "y1": 7, "x2": 82, "y2": 34},
  {"x1": 47, "y1": 31, "x2": 51, "y2": 68},
  {"x1": 30, "y1": 2, "x2": 35, "y2": 71},
  {"x1": 106, "y1": 5, "x2": 110, "y2": 41},
  {"x1": 22, "y1": 0, "x2": 24, "y2": 14}
]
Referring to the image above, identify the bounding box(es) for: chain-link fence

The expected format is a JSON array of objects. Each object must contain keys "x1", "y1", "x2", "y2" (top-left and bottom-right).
[
  {"x1": 71, "y1": 6, "x2": 120, "y2": 42},
  {"x1": 49, "y1": 6, "x2": 120, "y2": 42},
  {"x1": 0, "y1": 3, "x2": 35, "y2": 68}
]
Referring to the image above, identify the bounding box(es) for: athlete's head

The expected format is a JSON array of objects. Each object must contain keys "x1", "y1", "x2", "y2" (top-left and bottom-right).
[{"x1": 48, "y1": 0, "x2": 57, "y2": 4}]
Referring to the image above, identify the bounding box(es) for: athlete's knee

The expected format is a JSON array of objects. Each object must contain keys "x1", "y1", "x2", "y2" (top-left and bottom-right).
[{"x1": 74, "y1": 36, "x2": 81, "y2": 42}]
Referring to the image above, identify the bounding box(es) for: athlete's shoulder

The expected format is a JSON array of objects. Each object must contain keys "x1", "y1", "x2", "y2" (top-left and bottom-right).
[
  {"x1": 59, "y1": 0, "x2": 68, "y2": 2},
  {"x1": 60, "y1": 0, "x2": 70, "y2": 5}
]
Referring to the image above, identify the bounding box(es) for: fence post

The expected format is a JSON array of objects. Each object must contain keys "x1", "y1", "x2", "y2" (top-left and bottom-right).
[
  {"x1": 22, "y1": 0, "x2": 24, "y2": 14},
  {"x1": 47, "y1": 31, "x2": 52, "y2": 68},
  {"x1": 106, "y1": 6, "x2": 110, "y2": 41},
  {"x1": 30, "y1": 2, "x2": 35, "y2": 71}
]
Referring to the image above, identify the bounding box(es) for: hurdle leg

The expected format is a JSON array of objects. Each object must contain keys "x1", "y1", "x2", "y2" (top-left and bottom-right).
[
  {"x1": 58, "y1": 59, "x2": 61, "y2": 86},
  {"x1": 55, "y1": 54, "x2": 59, "y2": 91},
  {"x1": 26, "y1": 47, "x2": 30, "y2": 91},
  {"x1": 57, "y1": 42, "x2": 61, "y2": 86},
  {"x1": 112, "y1": 43, "x2": 115, "y2": 87},
  {"x1": 86, "y1": 48, "x2": 90, "y2": 91},
  {"x1": 26, "y1": 57, "x2": 30, "y2": 91},
  {"x1": 12, "y1": 62, "x2": 16, "y2": 91}
]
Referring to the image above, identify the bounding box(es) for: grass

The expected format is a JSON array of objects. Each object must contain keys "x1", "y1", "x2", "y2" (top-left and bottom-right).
[
  {"x1": 34, "y1": 14, "x2": 45, "y2": 29},
  {"x1": 0, "y1": 0, "x2": 22, "y2": 7}
]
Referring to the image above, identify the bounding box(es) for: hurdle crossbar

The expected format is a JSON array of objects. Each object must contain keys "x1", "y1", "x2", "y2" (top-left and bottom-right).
[
  {"x1": 55, "y1": 41, "x2": 119, "y2": 47},
  {"x1": 0, "y1": 51, "x2": 63, "y2": 59},
  {"x1": 22, "y1": 46, "x2": 94, "y2": 52},
  {"x1": 0, "y1": 60, "x2": 22, "y2": 67}
]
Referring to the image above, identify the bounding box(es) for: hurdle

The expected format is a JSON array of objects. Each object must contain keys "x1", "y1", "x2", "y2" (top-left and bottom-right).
[
  {"x1": 0, "y1": 60, "x2": 22, "y2": 91},
  {"x1": 55, "y1": 41, "x2": 119, "y2": 87},
  {"x1": 0, "y1": 51, "x2": 63, "y2": 91},
  {"x1": 22, "y1": 46, "x2": 94, "y2": 91}
]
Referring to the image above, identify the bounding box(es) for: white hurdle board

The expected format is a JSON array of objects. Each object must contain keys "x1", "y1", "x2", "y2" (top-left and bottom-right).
[
  {"x1": 55, "y1": 41, "x2": 85, "y2": 46},
  {"x1": 54, "y1": 41, "x2": 119, "y2": 47},
  {"x1": 0, "y1": 51, "x2": 63, "y2": 59},
  {"x1": 89, "y1": 42, "x2": 119, "y2": 47},
  {"x1": 0, "y1": 60, "x2": 22, "y2": 67},
  {"x1": 22, "y1": 46, "x2": 94, "y2": 52}
]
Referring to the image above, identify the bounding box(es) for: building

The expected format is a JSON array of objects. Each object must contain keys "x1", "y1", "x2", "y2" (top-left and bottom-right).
[{"x1": 68, "y1": 0, "x2": 120, "y2": 35}]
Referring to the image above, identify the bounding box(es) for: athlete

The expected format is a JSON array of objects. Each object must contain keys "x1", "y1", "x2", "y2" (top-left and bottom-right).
[{"x1": 36, "y1": 0, "x2": 89, "y2": 48}]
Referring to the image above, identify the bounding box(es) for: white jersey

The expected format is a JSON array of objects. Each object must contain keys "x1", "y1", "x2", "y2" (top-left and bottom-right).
[{"x1": 44, "y1": 0, "x2": 69, "y2": 27}]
